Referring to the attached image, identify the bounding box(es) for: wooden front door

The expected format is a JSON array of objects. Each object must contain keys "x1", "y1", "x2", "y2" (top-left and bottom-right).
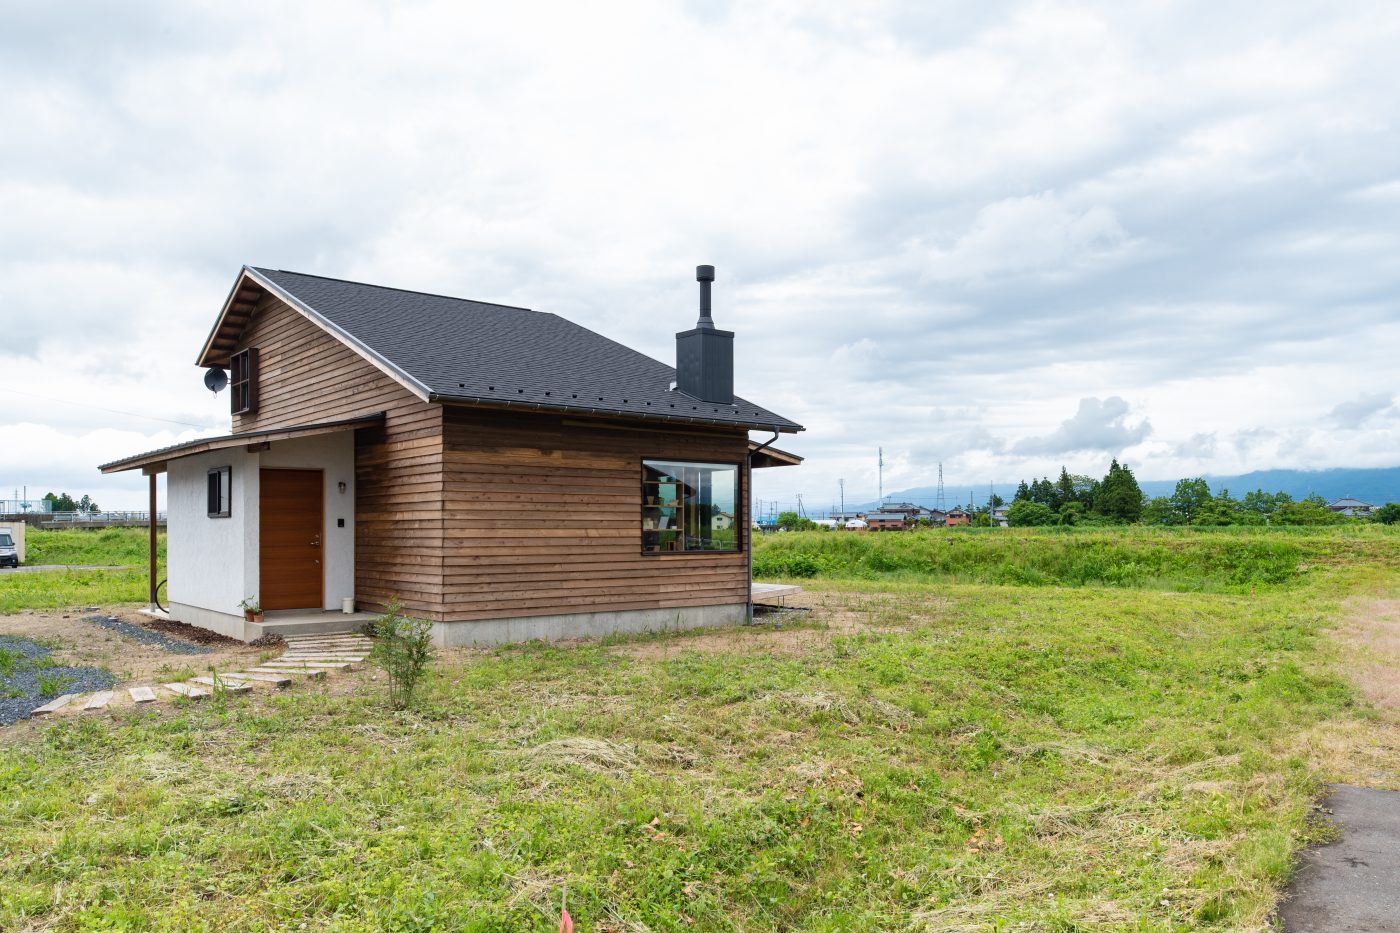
[{"x1": 260, "y1": 469, "x2": 324, "y2": 611}]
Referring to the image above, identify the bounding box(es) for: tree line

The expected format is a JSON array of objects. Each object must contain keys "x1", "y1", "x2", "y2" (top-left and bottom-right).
[
  {"x1": 41, "y1": 492, "x2": 102, "y2": 513},
  {"x1": 1010, "y1": 462, "x2": 1400, "y2": 527}
]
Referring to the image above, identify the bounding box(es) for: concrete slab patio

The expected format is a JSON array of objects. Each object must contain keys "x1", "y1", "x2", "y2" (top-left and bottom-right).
[{"x1": 1278, "y1": 785, "x2": 1400, "y2": 932}]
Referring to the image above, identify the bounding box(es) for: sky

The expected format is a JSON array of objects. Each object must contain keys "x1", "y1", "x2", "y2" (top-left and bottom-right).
[{"x1": 2, "y1": 0, "x2": 1398, "y2": 512}]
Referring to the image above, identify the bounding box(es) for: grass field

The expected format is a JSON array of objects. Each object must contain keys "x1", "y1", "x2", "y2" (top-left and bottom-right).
[
  {"x1": 0, "y1": 528, "x2": 164, "y2": 613},
  {"x1": 0, "y1": 527, "x2": 1396, "y2": 930}
]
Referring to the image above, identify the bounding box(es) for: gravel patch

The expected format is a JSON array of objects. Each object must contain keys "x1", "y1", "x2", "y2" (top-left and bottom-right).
[
  {"x1": 83, "y1": 615, "x2": 213, "y2": 655},
  {"x1": 0, "y1": 635, "x2": 117, "y2": 726}
]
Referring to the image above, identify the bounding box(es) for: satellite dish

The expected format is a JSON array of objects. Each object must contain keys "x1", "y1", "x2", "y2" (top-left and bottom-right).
[{"x1": 204, "y1": 367, "x2": 229, "y2": 394}]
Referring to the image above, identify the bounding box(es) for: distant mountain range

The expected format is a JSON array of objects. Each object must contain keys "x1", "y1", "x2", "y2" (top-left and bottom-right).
[{"x1": 854, "y1": 466, "x2": 1400, "y2": 513}]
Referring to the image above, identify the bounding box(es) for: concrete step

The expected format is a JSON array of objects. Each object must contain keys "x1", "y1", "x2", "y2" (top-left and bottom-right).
[
  {"x1": 31, "y1": 693, "x2": 79, "y2": 716},
  {"x1": 83, "y1": 691, "x2": 114, "y2": 711},
  {"x1": 280, "y1": 639, "x2": 372, "y2": 649},
  {"x1": 261, "y1": 660, "x2": 352, "y2": 672},
  {"x1": 129, "y1": 686, "x2": 157, "y2": 703},
  {"x1": 164, "y1": 682, "x2": 210, "y2": 699},
  {"x1": 281, "y1": 654, "x2": 367, "y2": 662},
  {"x1": 259, "y1": 616, "x2": 372, "y2": 637},
  {"x1": 190, "y1": 676, "x2": 250, "y2": 692},
  {"x1": 244, "y1": 666, "x2": 326, "y2": 679},
  {"x1": 220, "y1": 672, "x2": 293, "y2": 687}
]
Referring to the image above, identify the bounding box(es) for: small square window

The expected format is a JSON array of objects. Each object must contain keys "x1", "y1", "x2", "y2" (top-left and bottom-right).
[
  {"x1": 231, "y1": 348, "x2": 258, "y2": 415},
  {"x1": 207, "y1": 466, "x2": 231, "y2": 518}
]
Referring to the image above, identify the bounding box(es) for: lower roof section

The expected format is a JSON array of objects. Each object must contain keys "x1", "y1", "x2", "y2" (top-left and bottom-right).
[{"x1": 98, "y1": 413, "x2": 386, "y2": 475}]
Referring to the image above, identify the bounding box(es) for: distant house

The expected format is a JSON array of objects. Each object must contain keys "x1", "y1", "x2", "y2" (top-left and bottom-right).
[
  {"x1": 945, "y1": 507, "x2": 971, "y2": 527},
  {"x1": 100, "y1": 264, "x2": 803, "y2": 645},
  {"x1": 867, "y1": 512, "x2": 907, "y2": 531},
  {"x1": 1327, "y1": 497, "x2": 1375, "y2": 517},
  {"x1": 991, "y1": 504, "x2": 1010, "y2": 527}
]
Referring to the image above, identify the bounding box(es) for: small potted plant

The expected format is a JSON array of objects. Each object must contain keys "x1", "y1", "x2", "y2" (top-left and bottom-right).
[{"x1": 239, "y1": 597, "x2": 264, "y2": 624}]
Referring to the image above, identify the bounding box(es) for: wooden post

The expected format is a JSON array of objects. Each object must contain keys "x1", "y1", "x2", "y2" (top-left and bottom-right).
[{"x1": 148, "y1": 470, "x2": 158, "y2": 609}]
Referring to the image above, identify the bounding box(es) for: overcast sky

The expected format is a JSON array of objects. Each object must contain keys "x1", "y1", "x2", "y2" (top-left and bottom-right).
[{"x1": 2, "y1": 1, "x2": 1398, "y2": 512}]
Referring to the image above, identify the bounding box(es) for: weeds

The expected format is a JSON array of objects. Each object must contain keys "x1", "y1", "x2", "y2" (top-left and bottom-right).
[
  {"x1": 368, "y1": 598, "x2": 435, "y2": 710},
  {"x1": 36, "y1": 672, "x2": 74, "y2": 698}
]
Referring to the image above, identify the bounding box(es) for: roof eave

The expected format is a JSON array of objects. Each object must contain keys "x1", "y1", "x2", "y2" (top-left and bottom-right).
[{"x1": 428, "y1": 391, "x2": 802, "y2": 434}]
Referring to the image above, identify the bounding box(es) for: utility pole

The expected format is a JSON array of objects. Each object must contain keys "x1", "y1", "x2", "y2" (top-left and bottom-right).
[
  {"x1": 936, "y1": 464, "x2": 946, "y2": 513},
  {"x1": 839, "y1": 478, "x2": 845, "y2": 523},
  {"x1": 878, "y1": 447, "x2": 884, "y2": 502},
  {"x1": 796, "y1": 493, "x2": 805, "y2": 519}
]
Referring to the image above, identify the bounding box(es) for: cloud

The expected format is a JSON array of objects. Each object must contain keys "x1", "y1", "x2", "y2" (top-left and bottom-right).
[
  {"x1": 1012, "y1": 397, "x2": 1152, "y2": 455},
  {"x1": 1174, "y1": 432, "x2": 1218, "y2": 458},
  {"x1": 2, "y1": 2, "x2": 1400, "y2": 508},
  {"x1": 1328, "y1": 393, "x2": 1394, "y2": 428}
]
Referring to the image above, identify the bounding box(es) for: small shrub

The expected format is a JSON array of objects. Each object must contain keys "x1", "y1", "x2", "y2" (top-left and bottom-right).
[
  {"x1": 0, "y1": 648, "x2": 19, "y2": 677},
  {"x1": 369, "y1": 599, "x2": 436, "y2": 710}
]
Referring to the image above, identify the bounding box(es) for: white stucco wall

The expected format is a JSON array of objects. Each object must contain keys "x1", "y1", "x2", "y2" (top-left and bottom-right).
[
  {"x1": 166, "y1": 430, "x2": 356, "y2": 619},
  {"x1": 167, "y1": 447, "x2": 257, "y2": 617}
]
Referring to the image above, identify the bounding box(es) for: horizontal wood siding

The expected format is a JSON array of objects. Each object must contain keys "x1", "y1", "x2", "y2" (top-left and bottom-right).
[
  {"x1": 231, "y1": 295, "x2": 446, "y2": 619},
  {"x1": 441, "y1": 407, "x2": 749, "y2": 622}
]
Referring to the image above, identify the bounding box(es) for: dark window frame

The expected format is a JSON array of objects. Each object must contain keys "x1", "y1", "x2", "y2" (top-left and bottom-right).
[
  {"x1": 640, "y1": 457, "x2": 744, "y2": 557},
  {"x1": 207, "y1": 466, "x2": 232, "y2": 518},
  {"x1": 230, "y1": 348, "x2": 258, "y2": 415}
]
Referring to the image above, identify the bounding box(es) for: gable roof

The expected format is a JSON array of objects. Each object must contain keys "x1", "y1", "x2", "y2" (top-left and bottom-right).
[{"x1": 199, "y1": 266, "x2": 802, "y2": 434}]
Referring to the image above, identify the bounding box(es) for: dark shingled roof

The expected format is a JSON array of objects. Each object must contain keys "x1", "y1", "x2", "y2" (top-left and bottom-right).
[{"x1": 246, "y1": 267, "x2": 802, "y2": 433}]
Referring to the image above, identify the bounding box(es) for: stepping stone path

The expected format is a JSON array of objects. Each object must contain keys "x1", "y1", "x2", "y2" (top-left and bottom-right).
[{"x1": 27, "y1": 633, "x2": 372, "y2": 716}]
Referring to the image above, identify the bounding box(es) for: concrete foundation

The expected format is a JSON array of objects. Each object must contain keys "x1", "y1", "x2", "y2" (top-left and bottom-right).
[
  {"x1": 432, "y1": 602, "x2": 747, "y2": 647},
  {"x1": 169, "y1": 602, "x2": 375, "y2": 642}
]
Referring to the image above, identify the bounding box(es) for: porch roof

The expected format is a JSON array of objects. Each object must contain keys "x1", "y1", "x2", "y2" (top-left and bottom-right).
[
  {"x1": 748, "y1": 441, "x2": 803, "y2": 469},
  {"x1": 98, "y1": 413, "x2": 385, "y2": 475}
]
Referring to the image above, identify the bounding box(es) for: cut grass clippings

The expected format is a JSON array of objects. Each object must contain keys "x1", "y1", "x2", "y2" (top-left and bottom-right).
[{"x1": 2, "y1": 527, "x2": 1392, "y2": 930}]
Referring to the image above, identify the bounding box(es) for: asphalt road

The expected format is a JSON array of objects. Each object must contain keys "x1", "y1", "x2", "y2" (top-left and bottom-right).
[{"x1": 1278, "y1": 785, "x2": 1400, "y2": 931}]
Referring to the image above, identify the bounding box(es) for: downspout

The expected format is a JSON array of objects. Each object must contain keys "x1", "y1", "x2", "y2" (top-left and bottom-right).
[{"x1": 746, "y1": 428, "x2": 781, "y2": 624}]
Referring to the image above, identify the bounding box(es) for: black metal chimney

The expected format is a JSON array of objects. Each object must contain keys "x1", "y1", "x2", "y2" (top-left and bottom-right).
[{"x1": 675, "y1": 264, "x2": 734, "y2": 404}]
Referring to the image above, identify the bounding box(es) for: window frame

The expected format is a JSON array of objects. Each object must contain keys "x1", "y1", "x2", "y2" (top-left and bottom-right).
[
  {"x1": 207, "y1": 465, "x2": 232, "y2": 518},
  {"x1": 230, "y1": 348, "x2": 258, "y2": 415},
  {"x1": 640, "y1": 457, "x2": 744, "y2": 557}
]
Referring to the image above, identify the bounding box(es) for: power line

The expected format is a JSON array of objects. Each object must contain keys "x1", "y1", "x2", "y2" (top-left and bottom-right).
[{"x1": 8, "y1": 387, "x2": 213, "y2": 429}]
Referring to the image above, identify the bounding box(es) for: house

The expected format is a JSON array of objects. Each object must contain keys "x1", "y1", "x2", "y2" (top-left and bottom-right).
[
  {"x1": 100, "y1": 265, "x2": 803, "y2": 645},
  {"x1": 867, "y1": 502, "x2": 940, "y2": 530},
  {"x1": 1327, "y1": 497, "x2": 1375, "y2": 518},
  {"x1": 944, "y1": 507, "x2": 971, "y2": 527},
  {"x1": 991, "y1": 504, "x2": 1010, "y2": 527}
]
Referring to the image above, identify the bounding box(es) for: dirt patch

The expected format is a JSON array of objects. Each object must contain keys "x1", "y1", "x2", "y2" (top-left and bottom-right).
[
  {"x1": 1338, "y1": 598, "x2": 1400, "y2": 710},
  {"x1": 609, "y1": 591, "x2": 944, "y2": 660},
  {"x1": 141, "y1": 618, "x2": 243, "y2": 647}
]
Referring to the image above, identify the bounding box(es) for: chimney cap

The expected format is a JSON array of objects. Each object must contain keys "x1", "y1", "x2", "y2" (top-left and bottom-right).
[{"x1": 696, "y1": 264, "x2": 715, "y2": 282}]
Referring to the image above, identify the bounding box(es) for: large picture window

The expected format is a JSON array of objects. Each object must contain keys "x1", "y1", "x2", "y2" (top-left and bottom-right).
[
  {"x1": 642, "y1": 460, "x2": 740, "y2": 554},
  {"x1": 207, "y1": 466, "x2": 231, "y2": 518},
  {"x1": 231, "y1": 348, "x2": 258, "y2": 415}
]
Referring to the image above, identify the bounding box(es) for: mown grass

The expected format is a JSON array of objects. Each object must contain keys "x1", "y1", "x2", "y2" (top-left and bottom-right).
[
  {"x1": 1, "y1": 529, "x2": 1394, "y2": 930},
  {"x1": 754, "y1": 525, "x2": 1400, "y2": 592},
  {"x1": 0, "y1": 528, "x2": 164, "y2": 613}
]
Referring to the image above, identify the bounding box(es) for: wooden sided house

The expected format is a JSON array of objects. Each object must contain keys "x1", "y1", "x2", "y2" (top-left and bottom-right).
[{"x1": 101, "y1": 265, "x2": 803, "y2": 644}]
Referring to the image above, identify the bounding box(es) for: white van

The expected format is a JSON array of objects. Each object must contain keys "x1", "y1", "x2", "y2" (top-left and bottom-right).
[{"x1": 0, "y1": 526, "x2": 18, "y2": 568}]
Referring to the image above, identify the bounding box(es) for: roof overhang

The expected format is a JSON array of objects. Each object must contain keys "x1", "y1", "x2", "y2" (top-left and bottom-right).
[
  {"x1": 749, "y1": 440, "x2": 803, "y2": 469},
  {"x1": 196, "y1": 266, "x2": 433, "y2": 402},
  {"x1": 99, "y1": 413, "x2": 386, "y2": 475}
]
